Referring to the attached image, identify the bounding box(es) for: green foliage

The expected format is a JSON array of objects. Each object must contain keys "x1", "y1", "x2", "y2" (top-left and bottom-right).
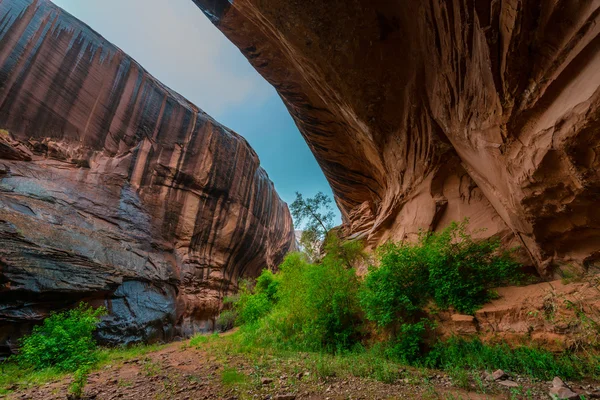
[
  {"x1": 220, "y1": 367, "x2": 247, "y2": 386},
  {"x1": 0, "y1": 363, "x2": 65, "y2": 396},
  {"x1": 16, "y1": 303, "x2": 107, "y2": 372},
  {"x1": 384, "y1": 321, "x2": 428, "y2": 364},
  {"x1": 425, "y1": 221, "x2": 522, "y2": 314},
  {"x1": 235, "y1": 278, "x2": 277, "y2": 325},
  {"x1": 323, "y1": 233, "x2": 368, "y2": 270},
  {"x1": 254, "y1": 269, "x2": 279, "y2": 301},
  {"x1": 291, "y1": 191, "x2": 335, "y2": 261},
  {"x1": 216, "y1": 310, "x2": 237, "y2": 332},
  {"x1": 235, "y1": 252, "x2": 362, "y2": 353},
  {"x1": 189, "y1": 333, "x2": 220, "y2": 348},
  {"x1": 423, "y1": 337, "x2": 599, "y2": 380},
  {"x1": 68, "y1": 365, "x2": 91, "y2": 399},
  {"x1": 360, "y1": 220, "x2": 522, "y2": 327},
  {"x1": 360, "y1": 241, "x2": 430, "y2": 328}
]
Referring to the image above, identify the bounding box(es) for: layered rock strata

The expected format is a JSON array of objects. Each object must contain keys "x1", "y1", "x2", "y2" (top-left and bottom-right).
[
  {"x1": 193, "y1": 0, "x2": 600, "y2": 276},
  {"x1": 0, "y1": 0, "x2": 295, "y2": 355}
]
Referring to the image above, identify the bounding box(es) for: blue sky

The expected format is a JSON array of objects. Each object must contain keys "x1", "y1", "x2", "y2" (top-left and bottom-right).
[{"x1": 51, "y1": 0, "x2": 341, "y2": 226}]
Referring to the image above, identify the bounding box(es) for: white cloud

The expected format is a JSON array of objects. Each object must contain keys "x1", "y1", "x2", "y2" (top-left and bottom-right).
[{"x1": 52, "y1": 0, "x2": 272, "y2": 117}]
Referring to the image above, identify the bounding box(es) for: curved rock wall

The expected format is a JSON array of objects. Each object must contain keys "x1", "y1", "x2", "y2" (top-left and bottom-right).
[
  {"x1": 0, "y1": 0, "x2": 295, "y2": 354},
  {"x1": 193, "y1": 0, "x2": 600, "y2": 276}
]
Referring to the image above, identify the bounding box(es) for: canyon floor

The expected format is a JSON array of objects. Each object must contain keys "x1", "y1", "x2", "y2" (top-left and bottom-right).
[{"x1": 4, "y1": 332, "x2": 598, "y2": 400}]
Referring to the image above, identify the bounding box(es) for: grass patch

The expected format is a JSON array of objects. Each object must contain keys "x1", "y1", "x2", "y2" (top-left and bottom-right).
[
  {"x1": 0, "y1": 363, "x2": 66, "y2": 396},
  {"x1": 423, "y1": 337, "x2": 600, "y2": 381},
  {"x1": 0, "y1": 342, "x2": 165, "y2": 395},
  {"x1": 220, "y1": 367, "x2": 248, "y2": 386},
  {"x1": 188, "y1": 332, "x2": 220, "y2": 349},
  {"x1": 96, "y1": 343, "x2": 165, "y2": 366}
]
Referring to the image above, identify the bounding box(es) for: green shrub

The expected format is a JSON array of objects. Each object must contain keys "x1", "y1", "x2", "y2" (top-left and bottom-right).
[
  {"x1": 322, "y1": 234, "x2": 367, "y2": 270},
  {"x1": 424, "y1": 221, "x2": 521, "y2": 314},
  {"x1": 235, "y1": 288, "x2": 274, "y2": 325},
  {"x1": 360, "y1": 220, "x2": 521, "y2": 323},
  {"x1": 236, "y1": 252, "x2": 361, "y2": 353},
  {"x1": 359, "y1": 241, "x2": 429, "y2": 328},
  {"x1": 383, "y1": 321, "x2": 428, "y2": 364},
  {"x1": 16, "y1": 303, "x2": 107, "y2": 372},
  {"x1": 68, "y1": 365, "x2": 91, "y2": 399},
  {"x1": 255, "y1": 269, "x2": 280, "y2": 301},
  {"x1": 233, "y1": 270, "x2": 282, "y2": 325},
  {"x1": 216, "y1": 310, "x2": 237, "y2": 332},
  {"x1": 278, "y1": 252, "x2": 361, "y2": 352}
]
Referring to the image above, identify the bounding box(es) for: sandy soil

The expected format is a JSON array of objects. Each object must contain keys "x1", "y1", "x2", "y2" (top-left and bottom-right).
[{"x1": 7, "y1": 336, "x2": 595, "y2": 400}]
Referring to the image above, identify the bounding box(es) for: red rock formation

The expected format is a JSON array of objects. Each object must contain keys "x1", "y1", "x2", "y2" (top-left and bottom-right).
[
  {"x1": 0, "y1": 0, "x2": 295, "y2": 354},
  {"x1": 193, "y1": 0, "x2": 600, "y2": 276}
]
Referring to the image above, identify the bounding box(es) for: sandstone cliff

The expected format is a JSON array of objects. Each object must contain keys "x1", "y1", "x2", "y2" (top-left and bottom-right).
[
  {"x1": 0, "y1": 0, "x2": 295, "y2": 355},
  {"x1": 193, "y1": 0, "x2": 600, "y2": 276}
]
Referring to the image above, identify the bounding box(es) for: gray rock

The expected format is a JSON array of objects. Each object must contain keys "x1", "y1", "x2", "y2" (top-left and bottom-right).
[
  {"x1": 497, "y1": 380, "x2": 520, "y2": 388},
  {"x1": 553, "y1": 377, "x2": 566, "y2": 388},
  {"x1": 549, "y1": 386, "x2": 579, "y2": 400},
  {"x1": 492, "y1": 369, "x2": 507, "y2": 381}
]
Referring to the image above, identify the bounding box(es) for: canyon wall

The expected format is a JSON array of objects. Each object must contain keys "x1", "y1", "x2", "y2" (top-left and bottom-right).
[
  {"x1": 193, "y1": 0, "x2": 600, "y2": 276},
  {"x1": 0, "y1": 0, "x2": 295, "y2": 355}
]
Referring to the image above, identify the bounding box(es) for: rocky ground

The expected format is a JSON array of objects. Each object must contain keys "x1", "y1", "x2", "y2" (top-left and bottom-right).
[{"x1": 4, "y1": 335, "x2": 599, "y2": 400}]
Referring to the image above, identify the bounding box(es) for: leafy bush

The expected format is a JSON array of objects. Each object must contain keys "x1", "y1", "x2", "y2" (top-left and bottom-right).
[
  {"x1": 424, "y1": 221, "x2": 521, "y2": 314},
  {"x1": 359, "y1": 241, "x2": 429, "y2": 328},
  {"x1": 360, "y1": 220, "x2": 521, "y2": 323},
  {"x1": 235, "y1": 252, "x2": 362, "y2": 353},
  {"x1": 16, "y1": 303, "x2": 107, "y2": 372},
  {"x1": 234, "y1": 274, "x2": 279, "y2": 325},
  {"x1": 216, "y1": 310, "x2": 237, "y2": 332},
  {"x1": 254, "y1": 269, "x2": 279, "y2": 302},
  {"x1": 233, "y1": 220, "x2": 524, "y2": 368},
  {"x1": 383, "y1": 321, "x2": 428, "y2": 363}
]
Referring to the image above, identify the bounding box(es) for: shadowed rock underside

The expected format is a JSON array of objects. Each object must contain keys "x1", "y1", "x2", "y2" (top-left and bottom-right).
[{"x1": 194, "y1": 0, "x2": 600, "y2": 276}]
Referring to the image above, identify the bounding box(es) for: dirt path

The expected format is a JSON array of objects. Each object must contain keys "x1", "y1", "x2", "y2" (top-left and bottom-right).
[{"x1": 3, "y1": 338, "x2": 588, "y2": 400}]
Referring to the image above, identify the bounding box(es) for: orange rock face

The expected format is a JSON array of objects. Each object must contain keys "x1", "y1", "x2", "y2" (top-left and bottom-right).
[
  {"x1": 0, "y1": 0, "x2": 294, "y2": 354},
  {"x1": 194, "y1": 0, "x2": 600, "y2": 276}
]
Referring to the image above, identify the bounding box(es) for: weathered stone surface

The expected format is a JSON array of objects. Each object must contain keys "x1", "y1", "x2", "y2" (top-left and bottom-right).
[
  {"x1": 193, "y1": 0, "x2": 600, "y2": 275},
  {"x1": 549, "y1": 386, "x2": 579, "y2": 400},
  {"x1": 0, "y1": 0, "x2": 295, "y2": 355},
  {"x1": 450, "y1": 314, "x2": 477, "y2": 335},
  {"x1": 491, "y1": 370, "x2": 507, "y2": 381},
  {"x1": 432, "y1": 279, "x2": 600, "y2": 349}
]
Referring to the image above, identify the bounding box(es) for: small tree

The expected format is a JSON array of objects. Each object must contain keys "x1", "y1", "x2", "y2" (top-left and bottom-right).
[{"x1": 290, "y1": 191, "x2": 335, "y2": 261}]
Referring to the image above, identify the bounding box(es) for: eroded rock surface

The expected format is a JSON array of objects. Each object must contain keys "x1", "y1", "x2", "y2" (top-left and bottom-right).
[
  {"x1": 0, "y1": 0, "x2": 295, "y2": 355},
  {"x1": 193, "y1": 0, "x2": 600, "y2": 275}
]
